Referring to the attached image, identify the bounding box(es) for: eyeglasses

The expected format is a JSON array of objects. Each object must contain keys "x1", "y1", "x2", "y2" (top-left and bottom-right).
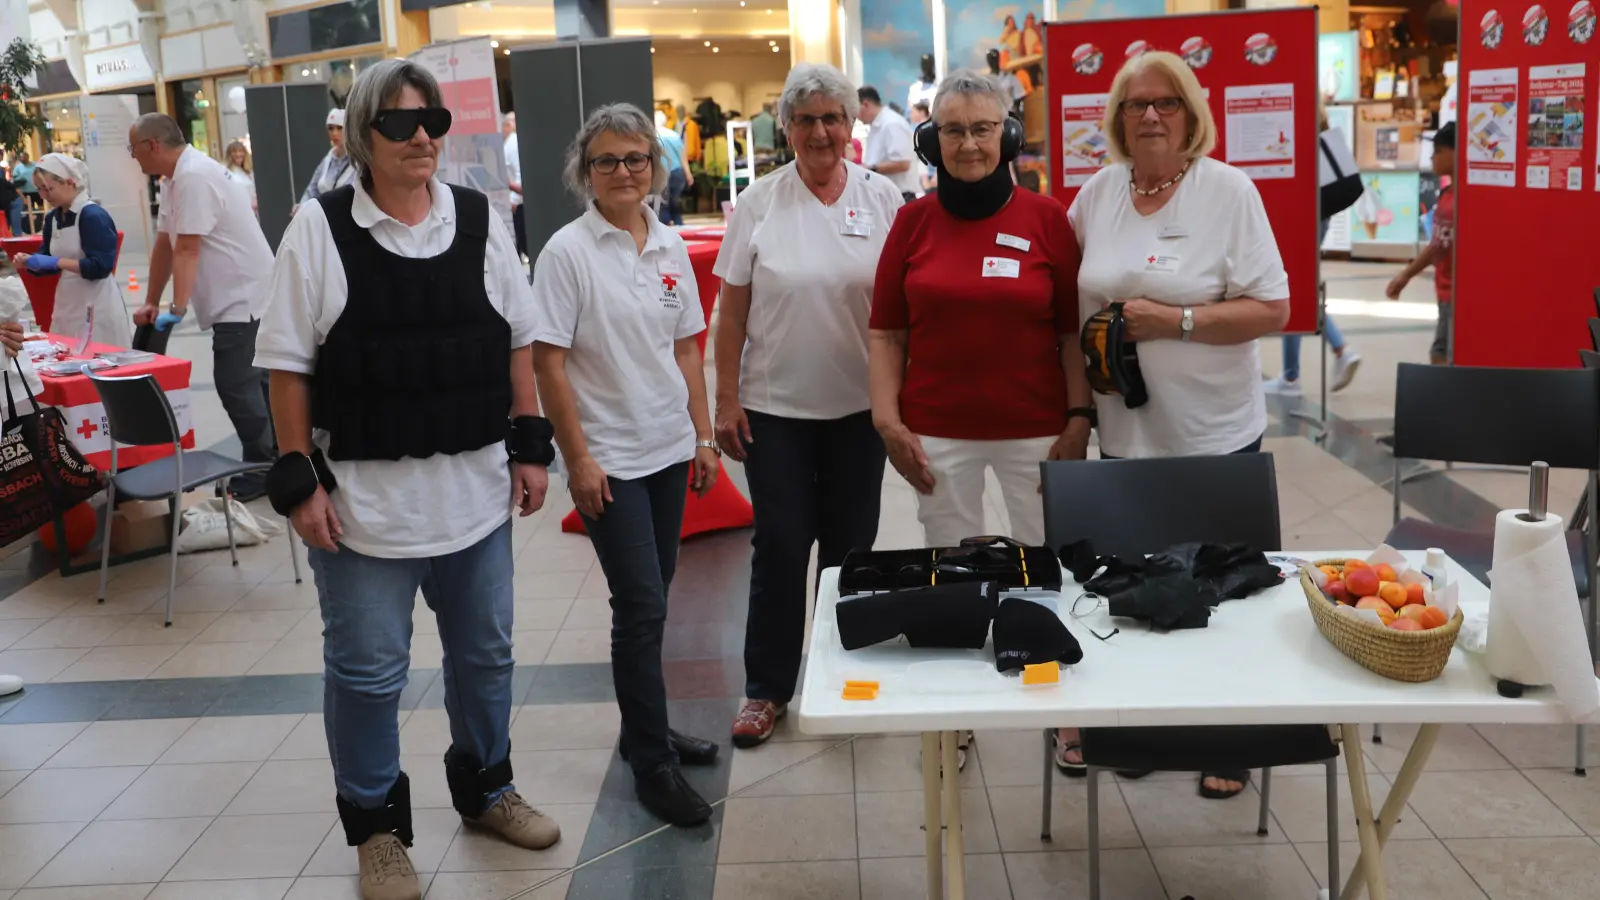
[
  {"x1": 937, "y1": 121, "x2": 1001, "y2": 143},
  {"x1": 589, "y1": 153, "x2": 652, "y2": 175},
  {"x1": 791, "y1": 112, "x2": 847, "y2": 130},
  {"x1": 371, "y1": 108, "x2": 452, "y2": 142},
  {"x1": 1070, "y1": 592, "x2": 1121, "y2": 643},
  {"x1": 125, "y1": 138, "x2": 155, "y2": 156},
  {"x1": 1120, "y1": 97, "x2": 1185, "y2": 118}
]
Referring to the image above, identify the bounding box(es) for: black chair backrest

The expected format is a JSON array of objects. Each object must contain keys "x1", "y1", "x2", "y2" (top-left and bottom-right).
[
  {"x1": 1040, "y1": 454, "x2": 1282, "y2": 558},
  {"x1": 1582, "y1": 349, "x2": 1600, "y2": 370},
  {"x1": 84, "y1": 370, "x2": 182, "y2": 448},
  {"x1": 1393, "y1": 363, "x2": 1600, "y2": 470},
  {"x1": 1589, "y1": 318, "x2": 1600, "y2": 352}
]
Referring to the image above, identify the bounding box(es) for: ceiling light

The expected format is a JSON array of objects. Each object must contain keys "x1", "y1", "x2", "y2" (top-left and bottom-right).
[
  {"x1": 704, "y1": 40, "x2": 711, "y2": 46},
  {"x1": 490, "y1": 40, "x2": 499, "y2": 47},
  {"x1": 300, "y1": 68, "x2": 310, "y2": 76},
  {"x1": 712, "y1": 46, "x2": 720, "y2": 53},
  {"x1": 768, "y1": 39, "x2": 776, "y2": 45},
  {"x1": 766, "y1": 7, "x2": 773, "y2": 12},
  {"x1": 650, "y1": 47, "x2": 656, "y2": 53},
  {"x1": 739, "y1": 1, "x2": 745, "y2": 5},
  {"x1": 771, "y1": 45, "x2": 780, "y2": 52},
  {"x1": 503, "y1": 48, "x2": 510, "y2": 55}
]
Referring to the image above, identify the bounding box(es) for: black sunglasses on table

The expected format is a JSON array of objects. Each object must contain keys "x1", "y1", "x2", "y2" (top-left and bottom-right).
[{"x1": 371, "y1": 108, "x2": 453, "y2": 142}]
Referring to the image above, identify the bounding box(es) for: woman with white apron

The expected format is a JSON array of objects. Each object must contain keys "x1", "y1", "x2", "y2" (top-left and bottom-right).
[{"x1": 8, "y1": 153, "x2": 133, "y2": 348}]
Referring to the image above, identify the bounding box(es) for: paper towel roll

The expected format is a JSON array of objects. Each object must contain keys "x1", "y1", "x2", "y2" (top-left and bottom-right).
[{"x1": 1486, "y1": 509, "x2": 1600, "y2": 719}]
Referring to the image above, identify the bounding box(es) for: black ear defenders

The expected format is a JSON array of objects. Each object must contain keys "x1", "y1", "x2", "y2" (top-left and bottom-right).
[
  {"x1": 914, "y1": 115, "x2": 1025, "y2": 168},
  {"x1": 1081, "y1": 302, "x2": 1149, "y2": 409}
]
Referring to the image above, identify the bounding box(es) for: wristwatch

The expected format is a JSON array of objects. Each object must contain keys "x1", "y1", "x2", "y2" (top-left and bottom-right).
[
  {"x1": 695, "y1": 439, "x2": 721, "y2": 458},
  {"x1": 1179, "y1": 308, "x2": 1195, "y2": 342}
]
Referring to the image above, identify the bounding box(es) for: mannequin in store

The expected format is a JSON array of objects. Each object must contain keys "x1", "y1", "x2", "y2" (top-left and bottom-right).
[
  {"x1": 908, "y1": 54, "x2": 939, "y2": 111},
  {"x1": 987, "y1": 50, "x2": 1026, "y2": 115},
  {"x1": 9, "y1": 154, "x2": 132, "y2": 348}
]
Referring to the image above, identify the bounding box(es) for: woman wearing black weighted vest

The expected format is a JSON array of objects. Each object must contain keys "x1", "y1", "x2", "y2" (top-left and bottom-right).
[{"x1": 254, "y1": 59, "x2": 559, "y2": 900}]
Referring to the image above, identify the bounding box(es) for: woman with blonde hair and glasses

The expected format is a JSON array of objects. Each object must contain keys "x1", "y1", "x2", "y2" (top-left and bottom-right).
[{"x1": 1054, "y1": 51, "x2": 1290, "y2": 800}]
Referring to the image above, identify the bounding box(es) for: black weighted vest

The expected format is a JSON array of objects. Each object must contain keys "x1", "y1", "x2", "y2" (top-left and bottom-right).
[{"x1": 312, "y1": 184, "x2": 512, "y2": 462}]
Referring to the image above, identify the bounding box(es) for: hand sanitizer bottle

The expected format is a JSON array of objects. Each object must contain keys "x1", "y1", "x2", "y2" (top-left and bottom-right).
[{"x1": 1422, "y1": 548, "x2": 1448, "y2": 591}]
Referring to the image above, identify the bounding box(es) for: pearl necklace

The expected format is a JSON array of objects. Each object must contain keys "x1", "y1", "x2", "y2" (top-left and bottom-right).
[{"x1": 1130, "y1": 160, "x2": 1191, "y2": 197}]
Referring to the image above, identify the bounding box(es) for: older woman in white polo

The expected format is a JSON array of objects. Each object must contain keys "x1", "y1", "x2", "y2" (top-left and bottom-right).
[{"x1": 1056, "y1": 51, "x2": 1290, "y2": 799}]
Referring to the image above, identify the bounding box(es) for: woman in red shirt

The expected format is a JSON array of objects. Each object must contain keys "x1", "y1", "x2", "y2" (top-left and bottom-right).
[{"x1": 868, "y1": 71, "x2": 1091, "y2": 549}]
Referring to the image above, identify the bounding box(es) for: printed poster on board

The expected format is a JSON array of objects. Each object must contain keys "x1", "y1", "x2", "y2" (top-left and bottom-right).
[
  {"x1": 1465, "y1": 67, "x2": 1519, "y2": 187},
  {"x1": 1060, "y1": 93, "x2": 1110, "y2": 187},
  {"x1": 1223, "y1": 83, "x2": 1295, "y2": 180},
  {"x1": 410, "y1": 37, "x2": 513, "y2": 231},
  {"x1": 1525, "y1": 63, "x2": 1586, "y2": 190}
]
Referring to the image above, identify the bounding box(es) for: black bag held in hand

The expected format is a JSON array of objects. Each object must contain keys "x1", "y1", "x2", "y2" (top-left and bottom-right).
[
  {"x1": 835, "y1": 581, "x2": 999, "y2": 651},
  {"x1": 1, "y1": 359, "x2": 103, "y2": 549},
  {"x1": 837, "y1": 535, "x2": 1062, "y2": 594}
]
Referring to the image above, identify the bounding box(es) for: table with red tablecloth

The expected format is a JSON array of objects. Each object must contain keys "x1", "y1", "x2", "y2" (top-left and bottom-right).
[
  {"x1": 561, "y1": 237, "x2": 754, "y2": 539},
  {"x1": 30, "y1": 334, "x2": 195, "y2": 471},
  {"x1": 1, "y1": 232, "x2": 127, "y2": 333}
]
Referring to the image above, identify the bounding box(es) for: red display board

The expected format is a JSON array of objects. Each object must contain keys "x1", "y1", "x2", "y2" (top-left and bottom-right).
[
  {"x1": 1044, "y1": 8, "x2": 1321, "y2": 333},
  {"x1": 1455, "y1": 0, "x2": 1598, "y2": 367}
]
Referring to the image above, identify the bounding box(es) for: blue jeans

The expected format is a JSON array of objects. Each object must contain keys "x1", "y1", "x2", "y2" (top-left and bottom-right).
[
  {"x1": 579, "y1": 461, "x2": 689, "y2": 776},
  {"x1": 659, "y1": 169, "x2": 687, "y2": 226},
  {"x1": 6, "y1": 197, "x2": 23, "y2": 235},
  {"x1": 1282, "y1": 218, "x2": 1343, "y2": 381},
  {"x1": 309, "y1": 519, "x2": 516, "y2": 810}
]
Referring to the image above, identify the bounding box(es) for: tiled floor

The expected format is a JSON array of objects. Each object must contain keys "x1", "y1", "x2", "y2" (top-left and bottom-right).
[{"x1": 2, "y1": 258, "x2": 1599, "y2": 898}]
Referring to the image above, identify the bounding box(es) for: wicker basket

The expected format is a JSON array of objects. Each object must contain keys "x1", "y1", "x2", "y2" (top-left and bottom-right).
[{"x1": 1300, "y1": 559, "x2": 1464, "y2": 683}]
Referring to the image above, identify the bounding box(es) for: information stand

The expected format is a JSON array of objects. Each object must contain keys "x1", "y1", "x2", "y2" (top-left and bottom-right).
[{"x1": 1454, "y1": 0, "x2": 1598, "y2": 367}]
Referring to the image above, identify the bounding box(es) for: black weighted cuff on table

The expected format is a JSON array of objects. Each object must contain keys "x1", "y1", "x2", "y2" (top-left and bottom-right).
[
  {"x1": 508, "y1": 416, "x2": 556, "y2": 466},
  {"x1": 266, "y1": 449, "x2": 339, "y2": 516}
]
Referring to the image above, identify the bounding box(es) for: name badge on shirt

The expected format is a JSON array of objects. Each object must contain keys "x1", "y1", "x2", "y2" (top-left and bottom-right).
[
  {"x1": 658, "y1": 263, "x2": 684, "y2": 310},
  {"x1": 1157, "y1": 225, "x2": 1189, "y2": 240},
  {"x1": 982, "y1": 257, "x2": 1021, "y2": 278},
  {"x1": 842, "y1": 207, "x2": 875, "y2": 237},
  {"x1": 995, "y1": 233, "x2": 1031, "y2": 252},
  {"x1": 1144, "y1": 253, "x2": 1181, "y2": 274}
]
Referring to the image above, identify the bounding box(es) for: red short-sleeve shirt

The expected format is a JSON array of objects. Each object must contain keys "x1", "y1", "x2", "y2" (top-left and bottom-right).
[{"x1": 869, "y1": 189, "x2": 1082, "y2": 440}]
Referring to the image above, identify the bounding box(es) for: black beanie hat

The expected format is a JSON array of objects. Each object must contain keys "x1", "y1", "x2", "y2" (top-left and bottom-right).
[
  {"x1": 993, "y1": 597, "x2": 1083, "y2": 672},
  {"x1": 835, "y1": 581, "x2": 999, "y2": 651}
]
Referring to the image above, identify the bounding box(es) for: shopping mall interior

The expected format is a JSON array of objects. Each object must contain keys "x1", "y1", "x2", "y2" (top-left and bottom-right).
[{"x1": 2, "y1": 0, "x2": 1600, "y2": 898}]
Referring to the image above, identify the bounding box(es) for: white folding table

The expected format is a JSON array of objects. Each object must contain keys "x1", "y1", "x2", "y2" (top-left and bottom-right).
[{"x1": 797, "y1": 550, "x2": 1600, "y2": 900}]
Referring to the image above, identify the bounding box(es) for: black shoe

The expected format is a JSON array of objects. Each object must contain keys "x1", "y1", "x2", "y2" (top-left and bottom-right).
[
  {"x1": 635, "y1": 765, "x2": 712, "y2": 827},
  {"x1": 619, "y1": 729, "x2": 720, "y2": 767}
]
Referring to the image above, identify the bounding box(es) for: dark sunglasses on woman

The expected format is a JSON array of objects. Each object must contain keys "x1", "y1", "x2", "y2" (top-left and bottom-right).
[{"x1": 372, "y1": 108, "x2": 453, "y2": 142}]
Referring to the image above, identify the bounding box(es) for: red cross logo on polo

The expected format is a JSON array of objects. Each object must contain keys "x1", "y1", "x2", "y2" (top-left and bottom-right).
[
  {"x1": 1148, "y1": 256, "x2": 1157, "y2": 264},
  {"x1": 848, "y1": 210, "x2": 856, "y2": 218},
  {"x1": 661, "y1": 274, "x2": 678, "y2": 292},
  {"x1": 986, "y1": 260, "x2": 995, "y2": 268},
  {"x1": 77, "y1": 419, "x2": 97, "y2": 440}
]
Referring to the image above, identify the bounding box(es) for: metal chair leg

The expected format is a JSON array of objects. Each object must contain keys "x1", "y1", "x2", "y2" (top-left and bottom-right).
[
  {"x1": 1327, "y1": 757, "x2": 1341, "y2": 897},
  {"x1": 164, "y1": 493, "x2": 180, "y2": 626},
  {"x1": 1087, "y1": 766, "x2": 1101, "y2": 900},
  {"x1": 1040, "y1": 729, "x2": 1054, "y2": 840},
  {"x1": 96, "y1": 481, "x2": 116, "y2": 604},
  {"x1": 288, "y1": 523, "x2": 303, "y2": 584},
  {"x1": 220, "y1": 486, "x2": 239, "y2": 566},
  {"x1": 1577, "y1": 725, "x2": 1588, "y2": 777},
  {"x1": 1257, "y1": 767, "x2": 1272, "y2": 836},
  {"x1": 1372, "y1": 724, "x2": 1383, "y2": 744}
]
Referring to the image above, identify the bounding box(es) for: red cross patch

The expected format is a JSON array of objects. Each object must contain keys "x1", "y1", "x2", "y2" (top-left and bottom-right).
[
  {"x1": 77, "y1": 419, "x2": 98, "y2": 439},
  {"x1": 661, "y1": 274, "x2": 678, "y2": 292},
  {"x1": 1147, "y1": 255, "x2": 1157, "y2": 264},
  {"x1": 848, "y1": 210, "x2": 856, "y2": 218},
  {"x1": 986, "y1": 260, "x2": 995, "y2": 268}
]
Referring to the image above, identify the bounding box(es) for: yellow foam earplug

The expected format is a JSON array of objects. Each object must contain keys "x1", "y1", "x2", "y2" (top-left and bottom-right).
[
  {"x1": 1022, "y1": 663, "x2": 1060, "y2": 685},
  {"x1": 842, "y1": 685, "x2": 878, "y2": 701}
]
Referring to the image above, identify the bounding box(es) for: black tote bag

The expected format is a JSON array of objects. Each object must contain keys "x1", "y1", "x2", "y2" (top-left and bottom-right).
[{"x1": 0, "y1": 359, "x2": 102, "y2": 548}]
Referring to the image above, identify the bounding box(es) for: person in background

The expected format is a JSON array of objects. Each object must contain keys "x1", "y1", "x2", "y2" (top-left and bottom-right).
[
  {"x1": 751, "y1": 102, "x2": 777, "y2": 154},
  {"x1": 532, "y1": 103, "x2": 722, "y2": 828},
  {"x1": 1060, "y1": 52, "x2": 1290, "y2": 799},
  {"x1": 10, "y1": 152, "x2": 36, "y2": 234},
  {"x1": 8, "y1": 153, "x2": 131, "y2": 347},
  {"x1": 1386, "y1": 121, "x2": 1455, "y2": 365},
  {"x1": 225, "y1": 140, "x2": 257, "y2": 215},
  {"x1": 502, "y1": 112, "x2": 525, "y2": 261},
  {"x1": 129, "y1": 113, "x2": 278, "y2": 501},
  {"x1": 257, "y1": 59, "x2": 560, "y2": 900},
  {"x1": 655, "y1": 109, "x2": 693, "y2": 226},
  {"x1": 908, "y1": 101, "x2": 937, "y2": 194},
  {"x1": 1264, "y1": 106, "x2": 1360, "y2": 395},
  {"x1": 857, "y1": 86, "x2": 923, "y2": 202},
  {"x1": 300, "y1": 108, "x2": 356, "y2": 206},
  {"x1": 0, "y1": 166, "x2": 20, "y2": 237},
  {"x1": 716, "y1": 63, "x2": 903, "y2": 750}
]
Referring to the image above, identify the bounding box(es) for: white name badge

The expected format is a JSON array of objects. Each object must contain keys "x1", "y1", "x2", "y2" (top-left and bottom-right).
[
  {"x1": 995, "y1": 233, "x2": 1031, "y2": 252},
  {"x1": 842, "y1": 207, "x2": 875, "y2": 237},
  {"x1": 982, "y1": 257, "x2": 1021, "y2": 278},
  {"x1": 1143, "y1": 253, "x2": 1180, "y2": 274},
  {"x1": 1157, "y1": 225, "x2": 1189, "y2": 240}
]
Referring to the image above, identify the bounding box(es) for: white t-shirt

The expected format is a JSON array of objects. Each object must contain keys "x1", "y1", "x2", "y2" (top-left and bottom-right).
[
  {"x1": 530, "y1": 204, "x2": 706, "y2": 481},
  {"x1": 714, "y1": 161, "x2": 903, "y2": 420},
  {"x1": 254, "y1": 178, "x2": 536, "y2": 559},
  {"x1": 908, "y1": 80, "x2": 938, "y2": 113},
  {"x1": 157, "y1": 147, "x2": 275, "y2": 328},
  {"x1": 503, "y1": 132, "x2": 522, "y2": 208},
  {"x1": 1069, "y1": 157, "x2": 1289, "y2": 458},
  {"x1": 864, "y1": 107, "x2": 923, "y2": 198}
]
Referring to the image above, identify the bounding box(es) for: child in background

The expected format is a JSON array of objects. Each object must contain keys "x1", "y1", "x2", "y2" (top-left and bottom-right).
[{"x1": 1386, "y1": 121, "x2": 1456, "y2": 364}]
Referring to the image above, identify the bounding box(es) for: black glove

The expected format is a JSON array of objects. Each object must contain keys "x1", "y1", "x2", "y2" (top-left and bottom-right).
[{"x1": 835, "y1": 581, "x2": 999, "y2": 651}]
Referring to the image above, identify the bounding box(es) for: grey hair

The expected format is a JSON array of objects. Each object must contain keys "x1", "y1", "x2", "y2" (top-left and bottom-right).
[
  {"x1": 561, "y1": 103, "x2": 669, "y2": 199},
  {"x1": 931, "y1": 70, "x2": 1010, "y2": 121},
  {"x1": 344, "y1": 58, "x2": 445, "y2": 181},
  {"x1": 131, "y1": 113, "x2": 186, "y2": 148},
  {"x1": 777, "y1": 63, "x2": 859, "y2": 128}
]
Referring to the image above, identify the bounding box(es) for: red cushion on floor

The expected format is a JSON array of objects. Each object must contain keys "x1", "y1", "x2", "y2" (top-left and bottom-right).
[{"x1": 560, "y1": 461, "x2": 753, "y2": 539}]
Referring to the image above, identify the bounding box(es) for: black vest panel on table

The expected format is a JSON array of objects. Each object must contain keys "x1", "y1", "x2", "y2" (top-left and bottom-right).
[{"x1": 313, "y1": 184, "x2": 512, "y2": 462}]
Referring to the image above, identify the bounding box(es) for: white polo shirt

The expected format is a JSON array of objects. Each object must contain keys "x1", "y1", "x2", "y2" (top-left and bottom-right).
[
  {"x1": 864, "y1": 107, "x2": 923, "y2": 198},
  {"x1": 254, "y1": 178, "x2": 537, "y2": 559},
  {"x1": 714, "y1": 160, "x2": 903, "y2": 420},
  {"x1": 530, "y1": 204, "x2": 706, "y2": 481},
  {"x1": 503, "y1": 132, "x2": 522, "y2": 208},
  {"x1": 157, "y1": 146, "x2": 275, "y2": 328},
  {"x1": 1069, "y1": 157, "x2": 1290, "y2": 458}
]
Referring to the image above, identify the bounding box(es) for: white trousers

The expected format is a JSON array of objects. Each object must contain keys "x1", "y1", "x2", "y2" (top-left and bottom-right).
[{"x1": 913, "y1": 435, "x2": 1055, "y2": 547}]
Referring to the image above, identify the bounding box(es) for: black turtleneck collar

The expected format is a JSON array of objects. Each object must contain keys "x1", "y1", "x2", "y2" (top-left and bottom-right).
[{"x1": 934, "y1": 162, "x2": 1015, "y2": 220}]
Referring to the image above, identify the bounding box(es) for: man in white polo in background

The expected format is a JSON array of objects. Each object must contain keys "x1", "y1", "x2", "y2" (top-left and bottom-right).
[
  {"x1": 856, "y1": 86, "x2": 923, "y2": 203},
  {"x1": 502, "y1": 112, "x2": 525, "y2": 263},
  {"x1": 129, "y1": 113, "x2": 277, "y2": 500}
]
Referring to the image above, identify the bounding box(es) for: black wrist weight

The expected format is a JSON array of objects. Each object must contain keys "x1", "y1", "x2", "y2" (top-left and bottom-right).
[
  {"x1": 508, "y1": 416, "x2": 556, "y2": 466},
  {"x1": 266, "y1": 448, "x2": 339, "y2": 516}
]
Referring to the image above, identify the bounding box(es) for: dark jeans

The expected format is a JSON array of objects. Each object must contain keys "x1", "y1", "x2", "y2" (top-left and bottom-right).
[
  {"x1": 742, "y1": 410, "x2": 886, "y2": 703},
  {"x1": 512, "y1": 204, "x2": 526, "y2": 258},
  {"x1": 6, "y1": 197, "x2": 23, "y2": 235},
  {"x1": 659, "y1": 169, "x2": 687, "y2": 226},
  {"x1": 212, "y1": 320, "x2": 276, "y2": 469},
  {"x1": 579, "y1": 460, "x2": 690, "y2": 776},
  {"x1": 1099, "y1": 434, "x2": 1264, "y2": 461}
]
